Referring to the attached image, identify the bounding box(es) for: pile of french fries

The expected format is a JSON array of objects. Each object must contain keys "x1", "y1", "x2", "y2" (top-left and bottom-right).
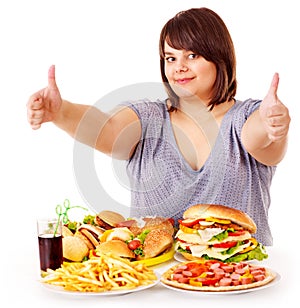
[{"x1": 41, "y1": 252, "x2": 157, "y2": 292}]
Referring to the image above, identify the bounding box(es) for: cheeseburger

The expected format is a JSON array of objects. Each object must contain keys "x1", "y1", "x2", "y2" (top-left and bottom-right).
[{"x1": 175, "y1": 204, "x2": 268, "y2": 263}]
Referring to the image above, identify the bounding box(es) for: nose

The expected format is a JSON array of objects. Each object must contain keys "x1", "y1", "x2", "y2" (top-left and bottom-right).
[{"x1": 175, "y1": 59, "x2": 188, "y2": 73}]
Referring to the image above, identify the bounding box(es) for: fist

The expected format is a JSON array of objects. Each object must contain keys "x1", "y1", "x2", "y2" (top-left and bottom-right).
[
  {"x1": 27, "y1": 65, "x2": 62, "y2": 129},
  {"x1": 259, "y1": 73, "x2": 290, "y2": 142}
]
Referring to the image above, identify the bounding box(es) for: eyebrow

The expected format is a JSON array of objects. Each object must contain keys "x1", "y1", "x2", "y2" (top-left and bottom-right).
[{"x1": 164, "y1": 52, "x2": 174, "y2": 56}]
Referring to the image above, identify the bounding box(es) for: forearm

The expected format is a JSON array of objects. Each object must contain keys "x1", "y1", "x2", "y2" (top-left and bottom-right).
[{"x1": 53, "y1": 100, "x2": 110, "y2": 148}]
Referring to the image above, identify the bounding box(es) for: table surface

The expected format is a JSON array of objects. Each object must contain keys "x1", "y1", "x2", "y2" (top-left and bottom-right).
[{"x1": 2, "y1": 245, "x2": 298, "y2": 308}]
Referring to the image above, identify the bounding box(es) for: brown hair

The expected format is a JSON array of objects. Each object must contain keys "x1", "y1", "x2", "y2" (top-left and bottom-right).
[{"x1": 159, "y1": 7, "x2": 237, "y2": 111}]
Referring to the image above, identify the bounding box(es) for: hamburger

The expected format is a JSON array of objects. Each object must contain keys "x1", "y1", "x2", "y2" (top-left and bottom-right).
[
  {"x1": 94, "y1": 210, "x2": 126, "y2": 230},
  {"x1": 175, "y1": 204, "x2": 268, "y2": 263},
  {"x1": 62, "y1": 236, "x2": 89, "y2": 262}
]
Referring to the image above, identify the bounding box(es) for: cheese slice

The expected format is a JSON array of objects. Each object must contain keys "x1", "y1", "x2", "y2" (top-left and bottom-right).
[
  {"x1": 197, "y1": 228, "x2": 223, "y2": 242},
  {"x1": 189, "y1": 241, "x2": 251, "y2": 261}
]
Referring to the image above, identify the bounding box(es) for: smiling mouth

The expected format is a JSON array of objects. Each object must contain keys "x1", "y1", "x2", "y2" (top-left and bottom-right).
[{"x1": 176, "y1": 78, "x2": 193, "y2": 85}]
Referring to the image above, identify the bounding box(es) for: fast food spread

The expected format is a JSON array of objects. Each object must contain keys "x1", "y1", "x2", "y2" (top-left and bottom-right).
[
  {"x1": 174, "y1": 204, "x2": 268, "y2": 263},
  {"x1": 40, "y1": 201, "x2": 279, "y2": 294},
  {"x1": 61, "y1": 211, "x2": 175, "y2": 263},
  {"x1": 160, "y1": 259, "x2": 276, "y2": 292}
]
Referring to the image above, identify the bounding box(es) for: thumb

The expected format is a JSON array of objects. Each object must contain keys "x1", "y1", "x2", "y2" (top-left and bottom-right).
[
  {"x1": 48, "y1": 64, "x2": 57, "y2": 89},
  {"x1": 267, "y1": 72, "x2": 279, "y2": 99}
]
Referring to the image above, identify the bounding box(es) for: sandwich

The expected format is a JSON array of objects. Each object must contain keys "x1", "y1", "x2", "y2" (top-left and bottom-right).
[
  {"x1": 74, "y1": 224, "x2": 104, "y2": 249},
  {"x1": 175, "y1": 204, "x2": 268, "y2": 263}
]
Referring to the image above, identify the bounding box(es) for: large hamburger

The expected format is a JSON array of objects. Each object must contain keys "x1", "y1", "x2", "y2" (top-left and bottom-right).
[{"x1": 175, "y1": 204, "x2": 268, "y2": 263}]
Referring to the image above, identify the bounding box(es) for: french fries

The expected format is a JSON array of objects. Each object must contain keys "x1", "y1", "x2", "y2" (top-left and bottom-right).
[{"x1": 41, "y1": 253, "x2": 157, "y2": 292}]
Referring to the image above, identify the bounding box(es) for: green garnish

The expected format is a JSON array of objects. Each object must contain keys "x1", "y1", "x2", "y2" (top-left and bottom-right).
[
  {"x1": 83, "y1": 214, "x2": 96, "y2": 225},
  {"x1": 54, "y1": 198, "x2": 88, "y2": 236}
]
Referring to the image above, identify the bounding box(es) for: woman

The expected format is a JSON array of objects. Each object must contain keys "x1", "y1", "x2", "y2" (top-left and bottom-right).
[{"x1": 27, "y1": 8, "x2": 290, "y2": 245}]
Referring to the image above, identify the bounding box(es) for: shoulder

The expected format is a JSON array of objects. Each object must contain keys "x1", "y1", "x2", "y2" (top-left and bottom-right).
[
  {"x1": 232, "y1": 99, "x2": 262, "y2": 119},
  {"x1": 121, "y1": 99, "x2": 168, "y2": 120}
]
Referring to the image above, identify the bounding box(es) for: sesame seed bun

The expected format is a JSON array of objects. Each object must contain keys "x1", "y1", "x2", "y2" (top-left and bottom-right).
[
  {"x1": 129, "y1": 217, "x2": 174, "y2": 236},
  {"x1": 142, "y1": 229, "x2": 173, "y2": 259},
  {"x1": 183, "y1": 204, "x2": 257, "y2": 233}
]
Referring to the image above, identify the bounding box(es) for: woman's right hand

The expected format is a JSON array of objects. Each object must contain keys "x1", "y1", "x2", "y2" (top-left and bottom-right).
[{"x1": 27, "y1": 65, "x2": 62, "y2": 130}]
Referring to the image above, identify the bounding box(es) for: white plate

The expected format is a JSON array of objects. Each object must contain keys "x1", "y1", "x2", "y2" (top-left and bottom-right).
[
  {"x1": 41, "y1": 272, "x2": 160, "y2": 296},
  {"x1": 160, "y1": 271, "x2": 281, "y2": 295},
  {"x1": 173, "y1": 252, "x2": 187, "y2": 263}
]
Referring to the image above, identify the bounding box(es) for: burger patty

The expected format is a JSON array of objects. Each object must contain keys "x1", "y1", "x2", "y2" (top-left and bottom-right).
[{"x1": 95, "y1": 217, "x2": 114, "y2": 230}]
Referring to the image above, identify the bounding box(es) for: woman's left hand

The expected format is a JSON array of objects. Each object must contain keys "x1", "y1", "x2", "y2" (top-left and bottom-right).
[{"x1": 259, "y1": 73, "x2": 290, "y2": 142}]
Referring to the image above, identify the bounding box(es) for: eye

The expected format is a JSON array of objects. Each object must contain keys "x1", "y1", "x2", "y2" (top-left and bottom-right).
[
  {"x1": 165, "y1": 56, "x2": 175, "y2": 63},
  {"x1": 188, "y1": 53, "x2": 198, "y2": 60}
]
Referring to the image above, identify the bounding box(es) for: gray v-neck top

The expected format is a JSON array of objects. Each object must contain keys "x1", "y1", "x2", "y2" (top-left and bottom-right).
[{"x1": 122, "y1": 98, "x2": 276, "y2": 245}]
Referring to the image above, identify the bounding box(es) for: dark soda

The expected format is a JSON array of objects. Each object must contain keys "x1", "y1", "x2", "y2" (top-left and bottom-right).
[{"x1": 38, "y1": 233, "x2": 63, "y2": 272}]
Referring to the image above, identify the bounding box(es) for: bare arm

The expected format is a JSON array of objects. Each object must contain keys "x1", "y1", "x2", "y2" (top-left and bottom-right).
[
  {"x1": 241, "y1": 73, "x2": 290, "y2": 166},
  {"x1": 27, "y1": 65, "x2": 141, "y2": 159}
]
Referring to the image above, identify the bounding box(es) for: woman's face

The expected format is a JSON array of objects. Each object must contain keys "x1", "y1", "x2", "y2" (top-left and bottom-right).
[{"x1": 164, "y1": 41, "x2": 217, "y2": 103}]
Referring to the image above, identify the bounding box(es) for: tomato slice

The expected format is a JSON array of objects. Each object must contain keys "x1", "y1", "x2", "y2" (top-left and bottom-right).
[
  {"x1": 178, "y1": 218, "x2": 202, "y2": 227},
  {"x1": 186, "y1": 262, "x2": 208, "y2": 277},
  {"x1": 168, "y1": 218, "x2": 175, "y2": 226},
  {"x1": 213, "y1": 241, "x2": 237, "y2": 248},
  {"x1": 227, "y1": 230, "x2": 246, "y2": 236}
]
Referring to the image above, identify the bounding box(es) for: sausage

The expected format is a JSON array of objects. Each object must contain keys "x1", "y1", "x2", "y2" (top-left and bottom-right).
[
  {"x1": 240, "y1": 277, "x2": 253, "y2": 285},
  {"x1": 221, "y1": 265, "x2": 234, "y2": 273},
  {"x1": 253, "y1": 274, "x2": 266, "y2": 281},
  {"x1": 230, "y1": 273, "x2": 241, "y2": 280},
  {"x1": 219, "y1": 277, "x2": 232, "y2": 286},
  {"x1": 182, "y1": 270, "x2": 193, "y2": 277}
]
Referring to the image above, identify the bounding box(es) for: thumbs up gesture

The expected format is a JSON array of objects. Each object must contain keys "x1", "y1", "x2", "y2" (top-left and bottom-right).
[
  {"x1": 27, "y1": 65, "x2": 62, "y2": 129},
  {"x1": 259, "y1": 73, "x2": 290, "y2": 142}
]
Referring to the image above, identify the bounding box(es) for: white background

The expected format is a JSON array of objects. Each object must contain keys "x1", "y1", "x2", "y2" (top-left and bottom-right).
[{"x1": 0, "y1": 0, "x2": 299, "y2": 306}]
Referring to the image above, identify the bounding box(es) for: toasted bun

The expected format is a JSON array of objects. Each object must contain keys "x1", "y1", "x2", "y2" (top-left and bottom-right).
[
  {"x1": 62, "y1": 225, "x2": 74, "y2": 237},
  {"x1": 130, "y1": 217, "x2": 174, "y2": 236},
  {"x1": 142, "y1": 229, "x2": 173, "y2": 259},
  {"x1": 96, "y1": 240, "x2": 135, "y2": 259},
  {"x1": 95, "y1": 211, "x2": 126, "y2": 229},
  {"x1": 63, "y1": 236, "x2": 89, "y2": 261},
  {"x1": 183, "y1": 204, "x2": 257, "y2": 234}
]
